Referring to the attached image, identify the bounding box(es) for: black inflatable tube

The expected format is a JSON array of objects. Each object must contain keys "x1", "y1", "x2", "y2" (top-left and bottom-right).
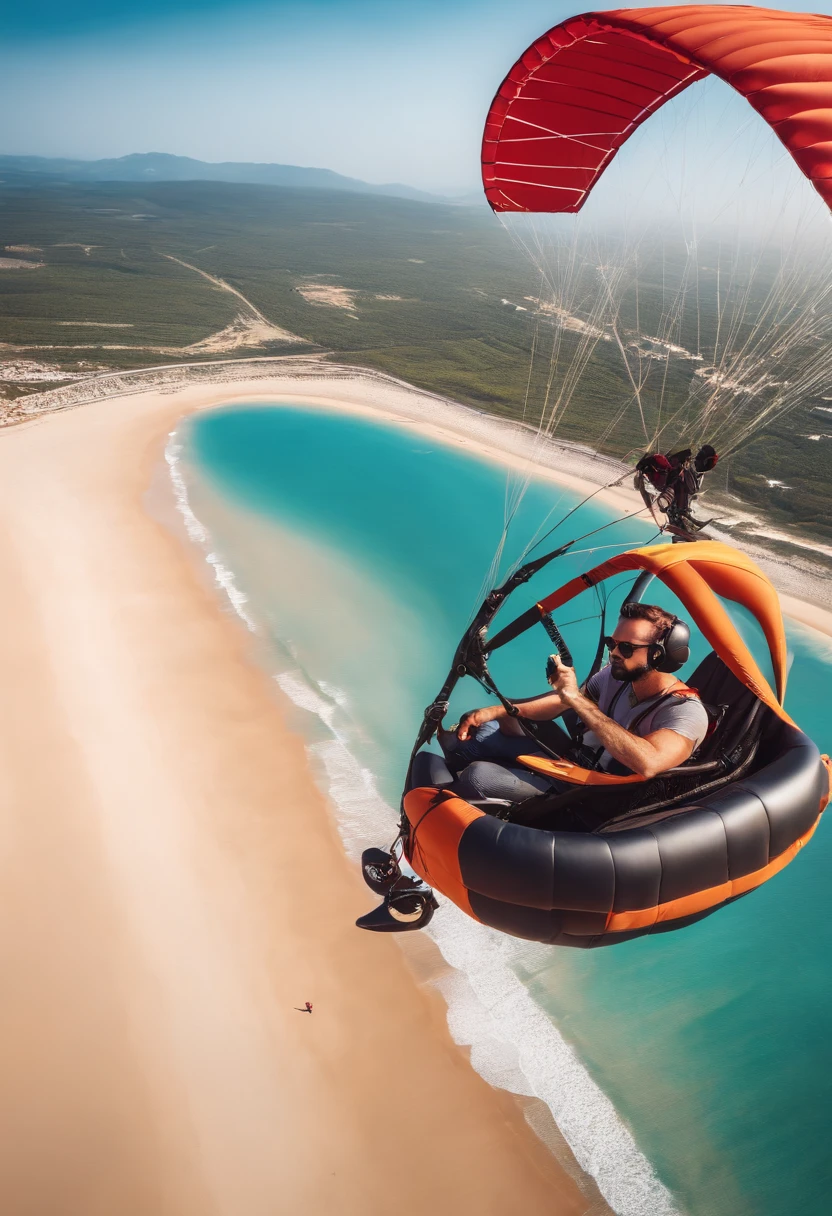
[{"x1": 455, "y1": 717, "x2": 826, "y2": 944}]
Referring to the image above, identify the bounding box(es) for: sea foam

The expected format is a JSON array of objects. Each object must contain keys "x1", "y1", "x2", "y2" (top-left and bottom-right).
[
  {"x1": 166, "y1": 434, "x2": 258, "y2": 632},
  {"x1": 166, "y1": 430, "x2": 680, "y2": 1216}
]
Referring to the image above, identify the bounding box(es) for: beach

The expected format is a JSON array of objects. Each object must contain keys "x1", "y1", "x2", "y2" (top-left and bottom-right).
[
  {"x1": 0, "y1": 383, "x2": 610, "y2": 1214},
  {"x1": 3, "y1": 361, "x2": 832, "y2": 1215}
]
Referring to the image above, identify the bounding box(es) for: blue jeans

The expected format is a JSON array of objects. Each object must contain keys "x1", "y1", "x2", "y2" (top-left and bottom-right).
[
  {"x1": 410, "y1": 746, "x2": 556, "y2": 802},
  {"x1": 438, "y1": 720, "x2": 546, "y2": 767},
  {"x1": 428, "y1": 722, "x2": 562, "y2": 802}
]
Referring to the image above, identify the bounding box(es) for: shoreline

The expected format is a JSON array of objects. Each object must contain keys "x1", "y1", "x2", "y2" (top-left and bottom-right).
[
  {"x1": 0, "y1": 384, "x2": 611, "y2": 1212},
  {"x1": 2, "y1": 360, "x2": 829, "y2": 1212},
  {"x1": 12, "y1": 356, "x2": 832, "y2": 640},
  {"x1": 164, "y1": 413, "x2": 673, "y2": 1215}
]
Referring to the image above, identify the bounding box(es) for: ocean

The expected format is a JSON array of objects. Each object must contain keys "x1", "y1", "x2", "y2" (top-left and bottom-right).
[{"x1": 170, "y1": 402, "x2": 832, "y2": 1216}]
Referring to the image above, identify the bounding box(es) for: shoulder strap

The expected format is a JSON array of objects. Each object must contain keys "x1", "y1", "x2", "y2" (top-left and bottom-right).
[
  {"x1": 628, "y1": 682, "x2": 699, "y2": 736},
  {"x1": 572, "y1": 678, "x2": 629, "y2": 768},
  {"x1": 597, "y1": 677, "x2": 629, "y2": 718}
]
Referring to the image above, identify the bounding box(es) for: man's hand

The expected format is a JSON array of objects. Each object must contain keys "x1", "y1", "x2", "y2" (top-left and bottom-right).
[
  {"x1": 547, "y1": 654, "x2": 579, "y2": 701},
  {"x1": 454, "y1": 682, "x2": 576, "y2": 741},
  {"x1": 456, "y1": 707, "x2": 497, "y2": 741}
]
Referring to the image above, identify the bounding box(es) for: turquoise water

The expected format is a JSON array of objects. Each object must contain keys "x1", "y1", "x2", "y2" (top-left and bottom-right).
[{"x1": 180, "y1": 403, "x2": 832, "y2": 1216}]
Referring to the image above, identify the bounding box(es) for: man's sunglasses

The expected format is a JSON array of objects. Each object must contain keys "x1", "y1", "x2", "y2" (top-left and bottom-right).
[{"x1": 604, "y1": 637, "x2": 653, "y2": 659}]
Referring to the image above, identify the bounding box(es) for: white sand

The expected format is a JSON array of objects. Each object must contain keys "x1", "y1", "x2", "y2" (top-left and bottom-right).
[{"x1": 0, "y1": 389, "x2": 604, "y2": 1216}]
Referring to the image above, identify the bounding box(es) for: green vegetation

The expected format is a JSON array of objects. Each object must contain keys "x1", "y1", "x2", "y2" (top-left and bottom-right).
[
  {"x1": 1, "y1": 172, "x2": 830, "y2": 538},
  {"x1": 0, "y1": 243, "x2": 235, "y2": 350}
]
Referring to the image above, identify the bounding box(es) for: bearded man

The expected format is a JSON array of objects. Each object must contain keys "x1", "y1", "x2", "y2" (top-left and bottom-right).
[{"x1": 436, "y1": 602, "x2": 709, "y2": 805}]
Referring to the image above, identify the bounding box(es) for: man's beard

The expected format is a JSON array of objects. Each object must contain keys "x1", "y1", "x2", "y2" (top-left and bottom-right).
[{"x1": 610, "y1": 659, "x2": 650, "y2": 683}]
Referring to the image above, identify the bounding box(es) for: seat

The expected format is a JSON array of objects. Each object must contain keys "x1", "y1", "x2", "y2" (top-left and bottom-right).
[{"x1": 678, "y1": 650, "x2": 756, "y2": 751}]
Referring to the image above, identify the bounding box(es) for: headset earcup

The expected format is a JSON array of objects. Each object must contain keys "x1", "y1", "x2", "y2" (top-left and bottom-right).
[{"x1": 657, "y1": 620, "x2": 691, "y2": 673}]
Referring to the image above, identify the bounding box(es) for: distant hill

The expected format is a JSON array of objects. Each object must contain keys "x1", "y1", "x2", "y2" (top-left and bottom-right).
[{"x1": 0, "y1": 152, "x2": 445, "y2": 205}]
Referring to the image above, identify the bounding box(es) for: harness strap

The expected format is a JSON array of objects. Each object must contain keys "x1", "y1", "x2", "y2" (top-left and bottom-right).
[
  {"x1": 627, "y1": 682, "x2": 698, "y2": 736},
  {"x1": 520, "y1": 682, "x2": 702, "y2": 783},
  {"x1": 571, "y1": 679, "x2": 627, "y2": 770}
]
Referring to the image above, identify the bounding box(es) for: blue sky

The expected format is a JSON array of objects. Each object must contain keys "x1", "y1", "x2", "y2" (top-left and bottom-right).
[
  {"x1": 4, "y1": 0, "x2": 832, "y2": 195},
  {"x1": 2, "y1": 0, "x2": 575, "y2": 191}
]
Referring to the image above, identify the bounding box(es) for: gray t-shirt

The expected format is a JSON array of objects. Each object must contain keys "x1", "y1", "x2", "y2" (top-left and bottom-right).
[{"x1": 580, "y1": 666, "x2": 709, "y2": 771}]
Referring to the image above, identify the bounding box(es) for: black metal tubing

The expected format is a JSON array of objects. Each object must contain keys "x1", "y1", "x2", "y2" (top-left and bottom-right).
[
  {"x1": 540, "y1": 612, "x2": 574, "y2": 668},
  {"x1": 401, "y1": 541, "x2": 576, "y2": 814},
  {"x1": 622, "y1": 569, "x2": 656, "y2": 608}
]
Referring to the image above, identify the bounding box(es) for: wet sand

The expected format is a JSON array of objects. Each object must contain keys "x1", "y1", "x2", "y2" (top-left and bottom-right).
[{"x1": 0, "y1": 390, "x2": 602, "y2": 1214}]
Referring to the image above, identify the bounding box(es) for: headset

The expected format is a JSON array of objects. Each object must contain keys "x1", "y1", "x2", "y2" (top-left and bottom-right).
[{"x1": 649, "y1": 616, "x2": 690, "y2": 673}]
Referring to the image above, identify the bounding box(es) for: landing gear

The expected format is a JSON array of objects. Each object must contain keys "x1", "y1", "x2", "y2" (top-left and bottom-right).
[
  {"x1": 360, "y1": 847, "x2": 402, "y2": 895},
  {"x1": 356, "y1": 847, "x2": 439, "y2": 933}
]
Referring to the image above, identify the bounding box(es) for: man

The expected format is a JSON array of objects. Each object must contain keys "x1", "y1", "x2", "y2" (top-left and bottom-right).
[
  {"x1": 356, "y1": 603, "x2": 709, "y2": 933},
  {"x1": 635, "y1": 444, "x2": 718, "y2": 536},
  {"x1": 439, "y1": 602, "x2": 709, "y2": 804}
]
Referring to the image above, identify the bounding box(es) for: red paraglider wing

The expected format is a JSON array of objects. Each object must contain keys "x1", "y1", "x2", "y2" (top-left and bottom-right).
[{"x1": 482, "y1": 5, "x2": 832, "y2": 213}]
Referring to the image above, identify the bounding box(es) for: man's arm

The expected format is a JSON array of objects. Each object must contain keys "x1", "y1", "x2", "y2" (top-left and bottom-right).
[
  {"x1": 455, "y1": 690, "x2": 570, "y2": 741},
  {"x1": 549, "y1": 656, "x2": 695, "y2": 779}
]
